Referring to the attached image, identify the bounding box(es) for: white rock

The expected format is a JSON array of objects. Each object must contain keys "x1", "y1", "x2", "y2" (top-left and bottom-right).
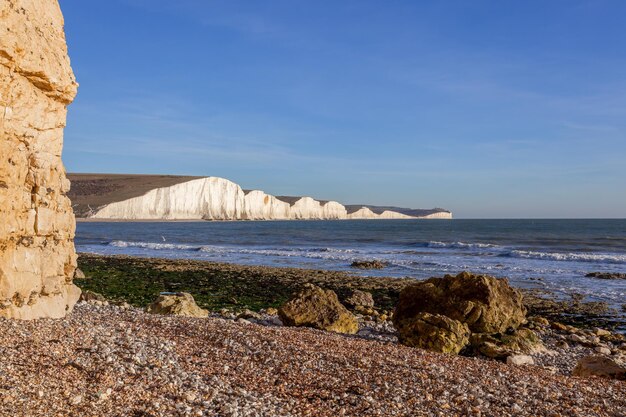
[
  {"x1": 595, "y1": 346, "x2": 612, "y2": 355},
  {"x1": 506, "y1": 355, "x2": 535, "y2": 366}
]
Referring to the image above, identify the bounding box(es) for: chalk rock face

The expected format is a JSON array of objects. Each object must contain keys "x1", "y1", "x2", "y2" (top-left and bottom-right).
[
  {"x1": 347, "y1": 207, "x2": 413, "y2": 219},
  {"x1": 93, "y1": 177, "x2": 247, "y2": 220},
  {"x1": 0, "y1": 0, "x2": 80, "y2": 319},
  {"x1": 243, "y1": 190, "x2": 291, "y2": 220},
  {"x1": 419, "y1": 211, "x2": 453, "y2": 219},
  {"x1": 279, "y1": 284, "x2": 358, "y2": 334},
  {"x1": 90, "y1": 176, "x2": 440, "y2": 221}
]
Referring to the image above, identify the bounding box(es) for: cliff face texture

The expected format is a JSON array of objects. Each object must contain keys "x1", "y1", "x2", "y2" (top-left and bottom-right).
[
  {"x1": 90, "y1": 176, "x2": 453, "y2": 221},
  {"x1": 0, "y1": 0, "x2": 80, "y2": 318}
]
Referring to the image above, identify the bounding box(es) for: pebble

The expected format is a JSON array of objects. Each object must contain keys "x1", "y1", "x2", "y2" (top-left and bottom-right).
[{"x1": 507, "y1": 355, "x2": 535, "y2": 366}]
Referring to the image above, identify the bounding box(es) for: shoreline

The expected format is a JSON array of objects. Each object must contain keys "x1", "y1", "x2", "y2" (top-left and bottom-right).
[{"x1": 76, "y1": 252, "x2": 625, "y2": 332}]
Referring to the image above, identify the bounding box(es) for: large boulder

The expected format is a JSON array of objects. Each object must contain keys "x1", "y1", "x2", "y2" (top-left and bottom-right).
[
  {"x1": 279, "y1": 284, "x2": 358, "y2": 334},
  {"x1": 0, "y1": 0, "x2": 80, "y2": 319},
  {"x1": 396, "y1": 312, "x2": 470, "y2": 354},
  {"x1": 393, "y1": 272, "x2": 526, "y2": 334},
  {"x1": 146, "y1": 292, "x2": 208, "y2": 318},
  {"x1": 573, "y1": 355, "x2": 626, "y2": 380}
]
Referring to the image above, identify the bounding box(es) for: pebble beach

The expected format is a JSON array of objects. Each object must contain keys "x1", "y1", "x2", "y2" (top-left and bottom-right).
[{"x1": 1, "y1": 301, "x2": 624, "y2": 417}]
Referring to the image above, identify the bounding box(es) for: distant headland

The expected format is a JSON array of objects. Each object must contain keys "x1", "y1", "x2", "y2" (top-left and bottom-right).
[{"x1": 67, "y1": 173, "x2": 452, "y2": 221}]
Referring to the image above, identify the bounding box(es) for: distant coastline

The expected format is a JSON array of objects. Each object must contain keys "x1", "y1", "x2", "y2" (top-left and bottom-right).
[{"x1": 68, "y1": 173, "x2": 452, "y2": 221}]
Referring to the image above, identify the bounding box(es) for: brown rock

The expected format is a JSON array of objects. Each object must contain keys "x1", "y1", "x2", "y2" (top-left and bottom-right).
[
  {"x1": 344, "y1": 290, "x2": 375, "y2": 308},
  {"x1": 0, "y1": 0, "x2": 80, "y2": 319},
  {"x1": 470, "y1": 329, "x2": 544, "y2": 359},
  {"x1": 350, "y1": 260, "x2": 387, "y2": 270},
  {"x1": 146, "y1": 292, "x2": 208, "y2": 318},
  {"x1": 573, "y1": 355, "x2": 626, "y2": 380},
  {"x1": 396, "y1": 312, "x2": 470, "y2": 354},
  {"x1": 279, "y1": 284, "x2": 358, "y2": 334},
  {"x1": 585, "y1": 272, "x2": 626, "y2": 280},
  {"x1": 393, "y1": 272, "x2": 527, "y2": 334},
  {"x1": 79, "y1": 290, "x2": 106, "y2": 303}
]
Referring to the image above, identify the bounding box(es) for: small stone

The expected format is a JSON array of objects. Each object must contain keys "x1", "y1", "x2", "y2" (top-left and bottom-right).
[
  {"x1": 184, "y1": 392, "x2": 197, "y2": 402},
  {"x1": 550, "y1": 322, "x2": 568, "y2": 332},
  {"x1": 530, "y1": 316, "x2": 549, "y2": 326},
  {"x1": 506, "y1": 355, "x2": 534, "y2": 366},
  {"x1": 594, "y1": 328, "x2": 611, "y2": 337},
  {"x1": 569, "y1": 334, "x2": 586, "y2": 344},
  {"x1": 595, "y1": 346, "x2": 612, "y2": 355},
  {"x1": 70, "y1": 395, "x2": 82, "y2": 405}
]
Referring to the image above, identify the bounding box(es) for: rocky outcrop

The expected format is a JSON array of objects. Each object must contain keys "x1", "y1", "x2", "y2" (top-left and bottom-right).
[
  {"x1": 146, "y1": 292, "x2": 208, "y2": 318},
  {"x1": 279, "y1": 284, "x2": 358, "y2": 334},
  {"x1": 393, "y1": 272, "x2": 529, "y2": 355},
  {"x1": 0, "y1": 0, "x2": 80, "y2": 319},
  {"x1": 585, "y1": 272, "x2": 626, "y2": 280},
  {"x1": 86, "y1": 175, "x2": 452, "y2": 220},
  {"x1": 394, "y1": 272, "x2": 527, "y2": 335}
]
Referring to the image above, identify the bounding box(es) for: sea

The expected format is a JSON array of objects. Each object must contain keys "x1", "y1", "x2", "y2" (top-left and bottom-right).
[{"x1": 76, "y1": 219, "x2": 626, "y2": 314}]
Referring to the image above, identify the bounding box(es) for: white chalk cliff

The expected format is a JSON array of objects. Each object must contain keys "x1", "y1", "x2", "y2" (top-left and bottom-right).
[{"x1": 91, "y1": 177, "x2": 452, "y2": 220}]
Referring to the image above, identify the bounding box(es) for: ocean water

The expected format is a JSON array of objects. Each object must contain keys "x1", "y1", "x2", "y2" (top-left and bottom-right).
[{"x1": 76, "y1": 219, "x2": 626, "y2": 311}]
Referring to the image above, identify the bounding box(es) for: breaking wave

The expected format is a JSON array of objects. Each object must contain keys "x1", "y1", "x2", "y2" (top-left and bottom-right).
[{"x1": 504, "y1": 250, "x2": 626, "y2": 264}]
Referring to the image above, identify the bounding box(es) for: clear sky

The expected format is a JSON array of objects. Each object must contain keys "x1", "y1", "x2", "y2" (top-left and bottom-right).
[{"x1": 60, "y1": 0, "x2": 626, "y2": 218}]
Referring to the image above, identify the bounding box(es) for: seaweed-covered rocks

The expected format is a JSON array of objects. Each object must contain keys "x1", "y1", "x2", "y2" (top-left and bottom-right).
[
  {"x1": 279, "y1": 284, "x2": 358, "y2": 334},
  {"x1": 146, "y1": 292, "x2": 208, "y2": 318},
  {"x1": 585, "y1": 272, "x2": 626, "y2": 280},
  {"x1": 350, "y1": 260, "x2": 387, "y2": 270}
]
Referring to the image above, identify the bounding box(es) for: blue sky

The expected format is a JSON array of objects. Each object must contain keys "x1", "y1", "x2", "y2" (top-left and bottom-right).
[{"x1": 60, "y1": 0, "x2": 626, "y2": 218}]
